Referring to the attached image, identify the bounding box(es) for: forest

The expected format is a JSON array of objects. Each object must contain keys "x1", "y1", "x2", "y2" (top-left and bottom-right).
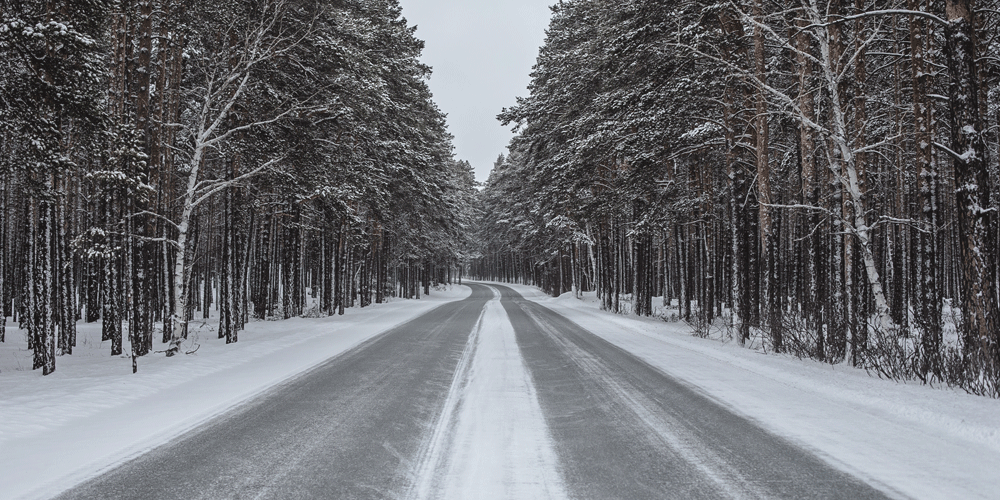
[
  {"x1": 0, "y1": 0, "x2": 477, "y2": 375},
  {"x1": 4, "y1": 0, "x2": 1000, "y2": 401},
  {"x1": 469, "y1": 0, "x2": 1000, "y2": 396}
]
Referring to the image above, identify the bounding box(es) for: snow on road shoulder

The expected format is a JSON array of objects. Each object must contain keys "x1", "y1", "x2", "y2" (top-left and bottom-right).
[
  {"x1": 0, "y1": 285, "x2": 471, "y2": 500},
  {"x1": 410, "y1": 287, "x2": 566, "y2": 500},
  {"x1": 483, "y1": 282, "x2": 1000, "y2": 500}
]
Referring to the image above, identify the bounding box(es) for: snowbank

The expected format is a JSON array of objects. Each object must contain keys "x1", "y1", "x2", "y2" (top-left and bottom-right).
[
  {"x1": 0, "y1": 285, "x2": 471, "y2": 500},
  {"x1": 481, "y1": 282, "x2": 1000, "y2": 500}
]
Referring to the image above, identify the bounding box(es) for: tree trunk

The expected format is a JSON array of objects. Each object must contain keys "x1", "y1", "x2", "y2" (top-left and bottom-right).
[
  {"x1": 168, "y1": 145, "x2": 205, "y2": 355},
  {"x1": 943, "y1": 0, "x2": 998, "y2": 377},
  {"x1": 0, "y1": 173, "x2": 6, "y2": 343},
  {"x1": 795, "y1": 12, "x2": 822, "y2": 355},
  {"x1": 909, "y1": 2, "x2": 943, "y2": 374},
  {"x1": 753, "y1": 0, "x2": 779, "y2": 351}
]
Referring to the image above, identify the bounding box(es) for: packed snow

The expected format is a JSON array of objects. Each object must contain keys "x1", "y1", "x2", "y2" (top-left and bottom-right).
[
  {"x1": 0, "y1": 286, "x2": 470, "y2": 500},
  {"x1": 408, "y1": 286, "x2": 565, "y2": 500}
]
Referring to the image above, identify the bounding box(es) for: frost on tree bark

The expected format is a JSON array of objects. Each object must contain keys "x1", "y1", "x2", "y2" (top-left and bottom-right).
[
  {"x1": 218, "y1": 157, "x2": 246, "y2": 345},
  {"x1": 909, "y1": 2, "x2": 943, "y2": 375},
  {"x1": 718, "y1": 8, "x2": 756, "y2": 345},
  {"x1": 34, "y1": 194, "x2": 56, "y2": 375},
  {"x1": 752, "y1": 0, "x2": 780, "y2": 351},
  {"x1": 794, "y1": 11, "x2": 823, "y2": 357},
  {"x1": 0, "y1": 173, "x2": 6, "y2": 344},
  {"x1": 57, "y1": 176, "x2": 76, "y2": 355},
  {"x1": 335, "y1": 225, "x2": 345, "y2": 315},
  {"x1": 220, "y1": 179, "x2": 233, "y2": 341},
  {"x1": 131, "y1": 0, "x2": 156, "y2": 363},
  {"x1": 942, "y1": 0, "x2": 999, "y2": 378}
]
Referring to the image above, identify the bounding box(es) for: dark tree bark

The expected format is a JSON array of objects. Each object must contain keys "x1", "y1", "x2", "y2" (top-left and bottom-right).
[
  {"x1": 943, "y1": 0, "x2": 999, "y2": 376},
  {"x1": 909, "y1": 2, "x2": 943, "y2": 375}
]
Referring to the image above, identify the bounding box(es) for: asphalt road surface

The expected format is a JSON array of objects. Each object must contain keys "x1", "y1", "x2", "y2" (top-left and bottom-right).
[{"x1": 56, "y1": 283, "x2": 891, "y2": 500}]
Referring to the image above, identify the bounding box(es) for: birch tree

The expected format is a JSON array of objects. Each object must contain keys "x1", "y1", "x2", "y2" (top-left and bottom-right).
[{"x1": 163, "y1": 0, "x2": 312, "y2": 355}]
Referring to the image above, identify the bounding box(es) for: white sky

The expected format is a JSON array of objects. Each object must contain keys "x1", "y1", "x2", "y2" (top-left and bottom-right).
[{"x1": 396, "y1": 0, "x2": 553, "y2": 183}]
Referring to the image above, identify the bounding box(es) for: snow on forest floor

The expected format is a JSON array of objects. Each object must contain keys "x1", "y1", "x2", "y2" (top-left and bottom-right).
[
  {"x1": 481, "y1": 281, "x2": 1000, "y2": 500},
  {"x1": 0, "y1": 285, "x2": 471, "y2": 500}
]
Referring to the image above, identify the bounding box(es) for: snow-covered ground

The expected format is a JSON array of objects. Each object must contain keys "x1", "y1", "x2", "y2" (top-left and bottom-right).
[
  {"x1": 484, "y1": 282, "x2": 1000, "y2": 500},
  {"x1": 0, "y1": 286, "x2": 471, "y2": 500}
]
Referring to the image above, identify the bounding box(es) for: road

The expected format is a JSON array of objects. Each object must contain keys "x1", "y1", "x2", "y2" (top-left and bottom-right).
[{"x1": 56, "y1": 283, "x2": 891, "y2": 500}]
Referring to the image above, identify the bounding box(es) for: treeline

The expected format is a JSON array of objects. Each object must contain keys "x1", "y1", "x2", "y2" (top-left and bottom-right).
[
  {"x1": 0, "y1": 0, "x2": 476, "y2": 374},
  {"x1": 470, "y1": 0, "x2": 1000, "y2": 395}
]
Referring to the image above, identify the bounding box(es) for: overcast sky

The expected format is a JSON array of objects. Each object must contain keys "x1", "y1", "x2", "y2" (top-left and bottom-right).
[{"x1": 396, "y1": 0, "x2": 553, "y2": 183}]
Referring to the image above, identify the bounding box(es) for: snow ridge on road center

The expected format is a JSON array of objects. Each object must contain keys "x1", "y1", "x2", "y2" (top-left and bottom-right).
[{"x1": 408, "y1": 286, "x2": 566, "y2": 500}]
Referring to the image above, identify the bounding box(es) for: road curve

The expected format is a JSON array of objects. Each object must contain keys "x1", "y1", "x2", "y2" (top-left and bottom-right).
[{"x1": 55, "y1": 283, "x2": 892, "y2": 500}]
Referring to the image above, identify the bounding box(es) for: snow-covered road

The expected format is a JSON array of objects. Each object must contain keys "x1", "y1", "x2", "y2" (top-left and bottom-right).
[
  {"x1": 408, "y1": 287, "x2": 566, "y2": 500},
  {"x1": 491, "y1": 282, "x2": 1000, "y2": 500},
  {"x1": 4, "y1": 283, "x2": 997, "y2": 499},
  {"x1": 498, "y1": 284, "x2": 886, "y2": 500}
]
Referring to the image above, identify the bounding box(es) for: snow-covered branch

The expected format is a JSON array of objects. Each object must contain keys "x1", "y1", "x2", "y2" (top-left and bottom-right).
[
  {"x1": 762, "y1": 202, "x2": 836, "y2": 216},
  {"x1": 190, "y1": 156, "x2": 284, "y2": 209},
  {"x1": 932, "y1": 142, "x2": 968, "y2": 163},
  {"x1": 806, "y1": 9, "x2": 949, "y2": 29},
  {"x1": 126, "y1": 210, "x2": 181, "y2": 231}
]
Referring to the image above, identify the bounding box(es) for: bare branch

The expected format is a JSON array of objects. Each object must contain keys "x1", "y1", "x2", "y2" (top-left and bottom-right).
[
  {"x1": 190, "y1": 157, "x2": 283, "y2": 209},
  {"x1": 202, "y1": 107, "x2": 296, "y2": 149},
  {"x1": 762, "y1": 202, "x2": 836, "y2": 216},
  {"x1": 131, "y1": 235, "x2": 181, "y2": 249},
  {"x1": 871, "y1": 215, "x2": 930, "y2": 233},
  {"x1": 805, "y1": 9, "x2": 948, "y2": 29},
  {"x1": 127, "y1": 210, "x2": 181, "y2": 231},
  {"x1": 855, "y1": 134, "x2": 904, "y2": 154}
]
